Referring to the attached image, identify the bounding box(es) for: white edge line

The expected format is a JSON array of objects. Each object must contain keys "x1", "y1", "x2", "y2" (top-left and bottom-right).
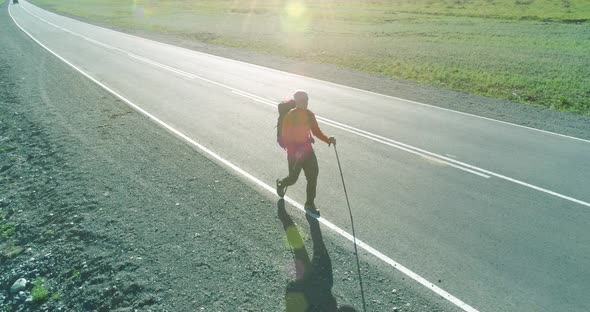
[
  {"x1": 24, "y1": 4, "x2": 590, "y2": 209},
  {"x1": 20, "y1": 0, "x2": 590, "y2": 145},
  {"x1": 9, "y1": 4, "x2": 480, "y2": 312}
]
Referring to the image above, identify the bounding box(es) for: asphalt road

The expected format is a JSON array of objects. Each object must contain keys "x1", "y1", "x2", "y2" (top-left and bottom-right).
[{"x1": 8, "y1": 1, "x2": 590, "y2": 311}]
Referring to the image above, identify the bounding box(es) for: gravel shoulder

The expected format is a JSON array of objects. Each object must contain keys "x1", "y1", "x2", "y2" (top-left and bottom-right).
[{"x1": 0, "y1": 1, "x2": 458, "y2": 311}]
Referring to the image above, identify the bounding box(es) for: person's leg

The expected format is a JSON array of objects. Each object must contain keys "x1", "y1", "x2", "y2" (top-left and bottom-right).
[
  {"x1": 277, "y1": 153, "x2": 304, "y2": 198},
  {"x1": 302, "y1": 151, "x2": 319, "y2": 207},
  {"x1": 281, "y1": 153, "x2": 303, "y2": 187}
]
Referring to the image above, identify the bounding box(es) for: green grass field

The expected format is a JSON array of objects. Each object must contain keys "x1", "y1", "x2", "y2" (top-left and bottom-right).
[{"x1": 30, "y1": 0, "x2": 590, "y2": 114}]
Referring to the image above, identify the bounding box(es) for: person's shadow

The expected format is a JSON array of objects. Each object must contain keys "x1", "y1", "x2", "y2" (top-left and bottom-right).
[{"x1": 278, "y1": 199, "x2": 357, "y2": 312}]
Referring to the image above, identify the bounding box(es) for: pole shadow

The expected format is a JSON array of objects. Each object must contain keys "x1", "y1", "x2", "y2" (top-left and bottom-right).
[{"x1": 278, "y1": 199, "x2": 357, "y2": 312}]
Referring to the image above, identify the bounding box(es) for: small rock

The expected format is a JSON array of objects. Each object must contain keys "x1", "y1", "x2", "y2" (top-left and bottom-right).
[
  {"x1": 10, "y1": 278, "x2": 27, "y2": 293},
  {"x1": 25, "y1": 296, "x2": 33, "y2": 303}
]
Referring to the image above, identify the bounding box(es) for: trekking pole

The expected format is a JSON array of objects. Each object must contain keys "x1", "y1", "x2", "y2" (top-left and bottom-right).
[{"x1": 333, "y1": 144, "x2": 367, "y2": 312}]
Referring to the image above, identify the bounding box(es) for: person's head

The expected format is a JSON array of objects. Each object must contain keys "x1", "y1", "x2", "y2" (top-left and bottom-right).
[{"x1": 293, "y1": 91, "x2": 309, "y2": 109}]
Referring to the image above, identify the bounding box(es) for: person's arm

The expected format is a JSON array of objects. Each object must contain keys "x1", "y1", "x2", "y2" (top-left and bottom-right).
[{"x1": 309, "y1": 112, "x2": 331, "y2": 144}]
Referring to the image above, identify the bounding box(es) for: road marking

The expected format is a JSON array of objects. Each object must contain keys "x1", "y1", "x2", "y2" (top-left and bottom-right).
[
  {"x1": 318, "y1": 120, "x2": 491, "y2": 178},
  {"x1": 9, "y1": 4, "x2": 481, "y2": 312},
  {"x1": 23, "y1": 3, "x2": 590, "y2": 208},
  {"x1": 22, "y1": 0, "x2": 588, "y2": 145},
  {"x1": 128, "y1": 54, "x2": 196, "y2": 79},
  {"x1": 232, "y1": 88, "x2": 490, "y2": 178},
  {"x1": 235, "y1": 92, "x2": 590, "y2": 207},
  {"x1": 230, "y1": 89, "x2": 488, "y2": 178},
  {"x1": 316, "y1": 119, "x2": 590, "y2": 207},
  {"x1": 230, "y1": 89, "x2": 486, "y2": 177},
  {"x1": 231, "y1": 90, "x2": 276, "y2": 106}
]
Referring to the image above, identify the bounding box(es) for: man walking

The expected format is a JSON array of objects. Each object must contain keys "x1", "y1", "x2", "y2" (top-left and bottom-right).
[{"x1": 276, "y1": 91, "x2": 335, "y2": 216}]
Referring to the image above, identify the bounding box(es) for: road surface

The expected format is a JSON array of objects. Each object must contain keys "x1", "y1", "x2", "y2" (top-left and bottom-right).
[{"x1": 8, "y1": 1, "x2": 590, "y2": 311}]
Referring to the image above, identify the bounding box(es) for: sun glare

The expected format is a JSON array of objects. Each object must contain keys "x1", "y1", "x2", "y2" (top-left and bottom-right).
[
  {"x1": 285, "y1": 1, "x2": 306, "y2": 18},
  {"x1": 281, "y1": 0, "x2": 311, "y2": 34}
]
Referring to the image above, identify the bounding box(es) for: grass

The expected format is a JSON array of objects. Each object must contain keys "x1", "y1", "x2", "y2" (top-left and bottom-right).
[
  {"x1": 0, "y1": 146, "x2": 16, "y2": 153},
  {"x1": 71, "y1": 269, "x2": 80, "y2": 280},
  {"x1": 29, "y1": 0, "x2": 590, "y2": 114},
  {"x1": 32, "y1": 278, "x2": 50, "y2": 304},
  {"x1": 50, "y1": 292, "x2": 62, "y2": 301},
  {"x1": 0, "y1": 222, "x2": 15, "y2": 238},
  {"x1": 0, "y1": 212, "x2": 22, "y2": 259}
]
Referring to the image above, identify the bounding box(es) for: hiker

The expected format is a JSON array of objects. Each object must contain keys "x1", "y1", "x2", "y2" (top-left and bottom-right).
[{"x1": 276, "y1": 91, "x2": 335, "y2": 216}]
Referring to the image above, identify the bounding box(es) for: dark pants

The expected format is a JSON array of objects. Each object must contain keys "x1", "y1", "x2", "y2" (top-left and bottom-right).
[{"x1": 281, "y1": 149, "x2": 319, "y2": 205}]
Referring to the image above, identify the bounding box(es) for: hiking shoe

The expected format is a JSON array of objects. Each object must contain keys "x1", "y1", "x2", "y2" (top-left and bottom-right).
[
  {"x1": 305, "y1": 203, "x2": 320, "y2": 216},
  {"x1": 276, "y1": 179, "x2": 286, "y2": 198}
]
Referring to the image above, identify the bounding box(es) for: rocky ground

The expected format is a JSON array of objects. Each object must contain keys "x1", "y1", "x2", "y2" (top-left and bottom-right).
[{"x1": 0, "y1": 1, "x2": 457, "y2": 311}]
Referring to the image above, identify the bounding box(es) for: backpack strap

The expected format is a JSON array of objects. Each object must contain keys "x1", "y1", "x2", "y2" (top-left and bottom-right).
[{"x1": 306, "y1": 109, "x2": 315, "y2": 144}]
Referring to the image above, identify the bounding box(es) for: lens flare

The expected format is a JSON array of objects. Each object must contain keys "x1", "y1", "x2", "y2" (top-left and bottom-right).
[
  {"x1": 286, "y1": 1, "x2": 306, "y2": 18},
  {"x1": 285, "y1": 291, "x2": 307, "y2": 312},
  {"x1": 131, "y1": 0, "x2": 157, "y2": 18},
  {"x1": 285, "y1": 225, "x2": 305, "y2": 249}
]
